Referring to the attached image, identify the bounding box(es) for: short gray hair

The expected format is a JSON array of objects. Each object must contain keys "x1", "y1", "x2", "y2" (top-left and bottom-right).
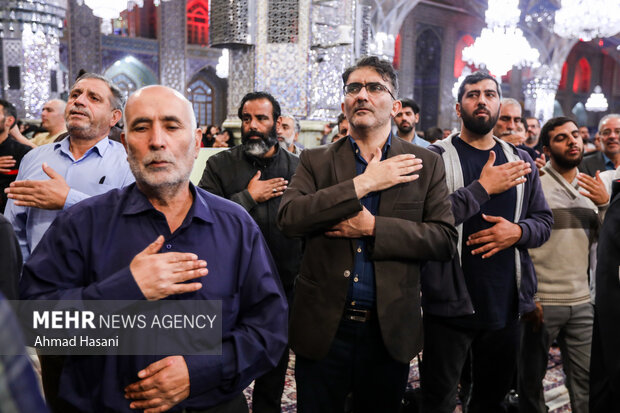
[
  {"x1": 73, "y1": 73, "x2": 124, "y2": 112},
  {"x1": 501, "y1": 98, "x2": 522, "y2": 112},
  {"x1": 598, "y1": 113, "x2": 620, "y2": 133},
  {"x1": 281, "y1": 114, "x2": 300, "y2": 134}
]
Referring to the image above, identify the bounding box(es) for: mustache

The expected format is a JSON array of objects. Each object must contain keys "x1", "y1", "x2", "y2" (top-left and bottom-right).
[{"x1": 142, "y1": 152, "x2": 175, "y2": 166}]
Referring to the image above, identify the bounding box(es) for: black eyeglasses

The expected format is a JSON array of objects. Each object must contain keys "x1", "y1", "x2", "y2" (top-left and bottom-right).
[{"x1": 343, "y1": 82, "x2": 396, "y2": 100}]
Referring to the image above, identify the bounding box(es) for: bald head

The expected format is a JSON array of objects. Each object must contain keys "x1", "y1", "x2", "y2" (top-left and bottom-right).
[
  {"x1": 122, "y1": 85, "x2": 202, "y2": 197},
  {"x1": 41, "y1": 99, "x2": 67, "y2": 135},
  {"x1": 124, "y1": 85, "x2": 196, "y2": 133}
]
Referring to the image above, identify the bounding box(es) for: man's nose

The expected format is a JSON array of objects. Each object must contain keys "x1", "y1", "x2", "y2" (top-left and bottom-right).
[{"x1": 149, "y1": 126, "x2": 166, "y2": 147}]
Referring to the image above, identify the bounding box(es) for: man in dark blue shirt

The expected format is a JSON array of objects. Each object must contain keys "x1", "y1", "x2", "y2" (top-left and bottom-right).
[{"x1": 20, "y1": 85, "x2": 288, "y2": 413}]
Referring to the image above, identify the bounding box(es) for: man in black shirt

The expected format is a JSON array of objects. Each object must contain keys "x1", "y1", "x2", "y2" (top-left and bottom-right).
[
  {"x1": 0, "y1": 100, "x2": 31, "y2": 212},
  {"x1": 199, "y1": 91, "x2": 302, "y2": 413}
]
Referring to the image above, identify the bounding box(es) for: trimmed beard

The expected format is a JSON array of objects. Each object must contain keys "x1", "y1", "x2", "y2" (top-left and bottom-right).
[
  {"x1": 242, "y1": 126, "x2": 278, "y2": 157},
  {"x1": 461, "y1": 107, "x2": 499, "y2": 136},
  {"x1": 397, "y1": 123, "x2": 414, "y2": 135},
  {"x1": 549, "y1": 146, "x2": 584, "y2": 170}
]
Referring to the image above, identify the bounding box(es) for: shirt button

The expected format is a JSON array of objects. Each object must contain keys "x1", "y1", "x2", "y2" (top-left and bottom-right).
[
  {"x1": 166, "y1": 244, "x2": 172, "y2": 250},
  {"x1": 344, "y1": 270, "x2": 350, "y2": 278},
  {"x1": 351, "y1": 301, "x2": 356, "y2": 306},
  {"x1": 354, "y1": 277, "x2": 359, "y2": 282},
  {"x1": 357, "y1": 247, "x2": 362, "y2": 253}
]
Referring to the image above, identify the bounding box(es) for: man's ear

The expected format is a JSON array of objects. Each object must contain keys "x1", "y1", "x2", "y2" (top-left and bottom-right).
[
  {"x1": 194, "y1": 128, "x2": 202, "y2": 158},
  {"x1": 455, "y1": 103, "x2": 461, "y2": 119},
  {"x1": 110, "y1": 109, "x2": 122, "y2": 127},
  {"x1": 415, "y1": 113, "x2": 420, "y2": 124},
  {"x1": 390, "y1": 100, "x2": 402, "y2": 118}
]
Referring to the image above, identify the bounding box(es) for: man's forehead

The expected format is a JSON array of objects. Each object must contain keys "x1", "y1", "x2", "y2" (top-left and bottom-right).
[
  {"x1": 127, "y1": 96, "x2": 190, "y2": 123},
  {"x1": 500, "y1": 104, "x2": 521, "y2": 117},
  {"x1": 71, "y1": 78, "x2": 110, "y2": 94},
  {"x1": 464, "y1": 79, "x2": 498, "y2": 93},
  {"x1": 348, "y1": 67, "x2": 389, "y2": 84},
  {"x1": 399, "y1": 107, "x2": 415, "y2": 114},
  {"x1": 602, "y1": 117, "x2": 620, "y2": 129},
  {"x1": 242, "y1": 98, "x2": 273, "y2": 116},
  {"x1": 281, "y1": 116, "x2": 294, "y2": 126},
  {"x1": 551, "y1": 122, "x2": 578, "y2": 136}
]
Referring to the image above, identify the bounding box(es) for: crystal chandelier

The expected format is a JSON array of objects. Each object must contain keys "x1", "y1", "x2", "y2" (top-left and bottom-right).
[
  {"x1": 585, "y1": 86, "x2": 609, "y2": 112},
  {"x1": 554, "y1": 0, "x2": 620, "y2": 41},
  {"x1": 0, "y1": 0, "x2": 65, "y2": 38},
  {"x1": 462, "y1": 0, "x2": 540, "y2": 77},
  {"x1": 77, "y1": 0, "x2": 169, "y2": 35}
]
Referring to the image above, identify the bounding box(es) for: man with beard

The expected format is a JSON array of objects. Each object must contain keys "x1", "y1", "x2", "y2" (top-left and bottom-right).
[
  {"x1": 525, "y1": 117, "x2": 542, "y2": 151},
  {"x1": 518, "y1": 117, "x2": 607, "y2": 413},
  {"x1": 20, "y1": 85, "x2": 288, "y2": 413},
  {"x1": 393, "y1": 98, "x2": 429, "y2": 147},
  {"x1": 4, "y1": 73, "x2": 134, "y2": 263},
  {"x1": 277, "y1": 114, "x2": 302, "y2": 155},
  {"x1": 421, "y1": 71, "x2": 552, "y2": 413},
  {"x1": 0, "y1": 99, "x2": 32, "y2": 212},
  {"x1": 199, "y1": 91, "x2": 302, "y2": 413}
]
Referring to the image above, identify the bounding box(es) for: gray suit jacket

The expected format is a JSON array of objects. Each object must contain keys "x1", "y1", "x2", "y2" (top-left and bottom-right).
[{"x1": 277, "y1": 136, "x2": 457, "y2": 363}]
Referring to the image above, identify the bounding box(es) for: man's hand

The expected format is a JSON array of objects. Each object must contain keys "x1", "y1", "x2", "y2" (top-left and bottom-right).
[
  {"x1": 130, "y1": 236, "x2": 206, "y2": 300},
  {"x1": 325, "y1": 207, "x2": 375, "y2": 238},
  {"x1": 9, "y1": 124, "x2": 36, "y2": 148},
  {"x1": 521, "y1": 302, "x2": 544, "y2": 332},
  {"x1": 499, "y1": 132, "x2": 526, "y2": 146},
  {"x1": 577, "y1": 171, "x2": 610, "y2": 206},
  {"x1": 5, "y1": 163, "x2": 70, "y2": 209},
  {"x1": 478, "y1": 151, "x2": 531, "y2": 196},
  {"x1": 0, "y1": 155, "x2": 16, "y2": 173},
  {"x1": 466, "y1": 214, "x2": 523, "y2": 259},
  {"x1": 125, "y1": 356, "x2": 190, "y2": 412},
  {"x1": 353, "y1": 148, "x2": 422, "y2": 198},
  {"x1": 535, "y1": 153, "x2": 546, "y2": 175},
  {"x1": 247, "y1": 170, "x2": 287, "y2": 203}
]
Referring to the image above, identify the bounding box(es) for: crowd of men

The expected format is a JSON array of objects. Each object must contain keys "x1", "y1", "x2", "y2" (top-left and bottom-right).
[{"x1": 1, "y1": 55, "x2": 620, "y2": 413}]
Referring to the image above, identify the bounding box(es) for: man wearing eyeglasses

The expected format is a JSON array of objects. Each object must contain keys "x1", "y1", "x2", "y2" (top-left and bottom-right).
[
  {"x1": 579, "y1": 114, "x2": 620, "y2": 177},
  {"x1": 277, "y1": 56, "x2": 457, "y2": 412}
]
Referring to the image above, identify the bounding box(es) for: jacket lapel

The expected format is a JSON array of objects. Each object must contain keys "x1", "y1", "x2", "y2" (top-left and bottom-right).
[
  {"x1": 378, "y1": 137, "x2": 405, "y2": 217},
  {"x1": 333, "y1": 138, "x2": 357, "y2": 184}
]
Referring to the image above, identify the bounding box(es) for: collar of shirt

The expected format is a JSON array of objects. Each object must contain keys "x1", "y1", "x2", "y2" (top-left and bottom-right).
[
  {"x1": 121, "y1": 183, "x2": 215, "y2": 226},
  {"x1": 348, "y1": 133, "x2": 392, "y2": 165},
  {"x1": 55, "y1": 136, "x2": 112, "y2": 161},
  {"x1": 602, "y1": 153, "x2": 615, "y2": 171}
]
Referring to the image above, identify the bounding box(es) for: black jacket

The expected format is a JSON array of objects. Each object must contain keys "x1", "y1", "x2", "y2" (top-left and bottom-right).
[{"x1": 199, "y1": 145, "x2": 302, "y2": 288}]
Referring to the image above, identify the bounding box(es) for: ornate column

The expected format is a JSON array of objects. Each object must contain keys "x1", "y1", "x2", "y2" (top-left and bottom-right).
[
  {"x1": 1, "y1": 0, "x2": 66, "y2": 118},
  {"x1": 68, "y1": 0, "x2": 101, "y2": 83},
  {"x1": 158, "y1": 0, "x2": 186, "y2": 93}
]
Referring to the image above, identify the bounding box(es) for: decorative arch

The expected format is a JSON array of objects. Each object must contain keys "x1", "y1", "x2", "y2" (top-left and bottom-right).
[
  {"x1": 103, "y1": 55, "x2": 157, "y2": 100},
  {"x1": 572, "y1": 57, "x2": 591, "y2": 94},
  {"x1": 186, "y1": 66, "x2": 227, "y2": 127},
  {"x1": 414, "y1": 28, "x2": 442, "y2": 130},
  {"x1": 454, "y1": 34, "x2": 475, "y2": 78},
  {"x1": 187, "y1": 0, "x2": 209, "y2": 46},
  {"x1": 558, "y1": 62, "x2": 568, "y2": 90},
  {"x1": 187, "y1": 77, "x2": 214, "y2": 126}
]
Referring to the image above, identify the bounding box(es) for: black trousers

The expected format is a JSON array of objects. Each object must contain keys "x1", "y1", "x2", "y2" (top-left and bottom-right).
[
  {"x1": 420, "y1": 316, "x2": 519, "y2": 413},
  {"x1": 252, "y1": 284, "x2": 294, "y2": 413},
  {"x1": 295, "y1": 317, "x2": 410, "y2": 413}
]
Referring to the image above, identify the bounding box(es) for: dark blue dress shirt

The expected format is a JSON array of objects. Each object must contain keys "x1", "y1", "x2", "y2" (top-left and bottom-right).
[
  {"x1": 346, "y1": 135, "x2": 391, "y2": 309},
  {"x1": 20, "y1": 183, "x2": 288, "y2": 412}
]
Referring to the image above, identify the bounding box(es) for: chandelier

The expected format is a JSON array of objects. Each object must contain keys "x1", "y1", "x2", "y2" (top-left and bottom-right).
[
  {"x1": 76, "y1": 0, "x2": 170, "y2": 35},
  {"x1": 0, "y1": 0, "x2": 65, "y2": 38},
  {"x1": 462, "y1": 0, "x2": 540, "y2": 77},
  {"x1": 554, "y1": 0, "x2": 620, "y2": 41},
  {"x1": 585, "y1": 86, "x2": 609, "y2": 112}
]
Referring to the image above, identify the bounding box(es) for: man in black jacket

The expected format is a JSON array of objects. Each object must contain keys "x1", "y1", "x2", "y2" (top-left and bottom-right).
[{"x1": 199, "y1": 91, "x2": 302, "y2": 413}]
